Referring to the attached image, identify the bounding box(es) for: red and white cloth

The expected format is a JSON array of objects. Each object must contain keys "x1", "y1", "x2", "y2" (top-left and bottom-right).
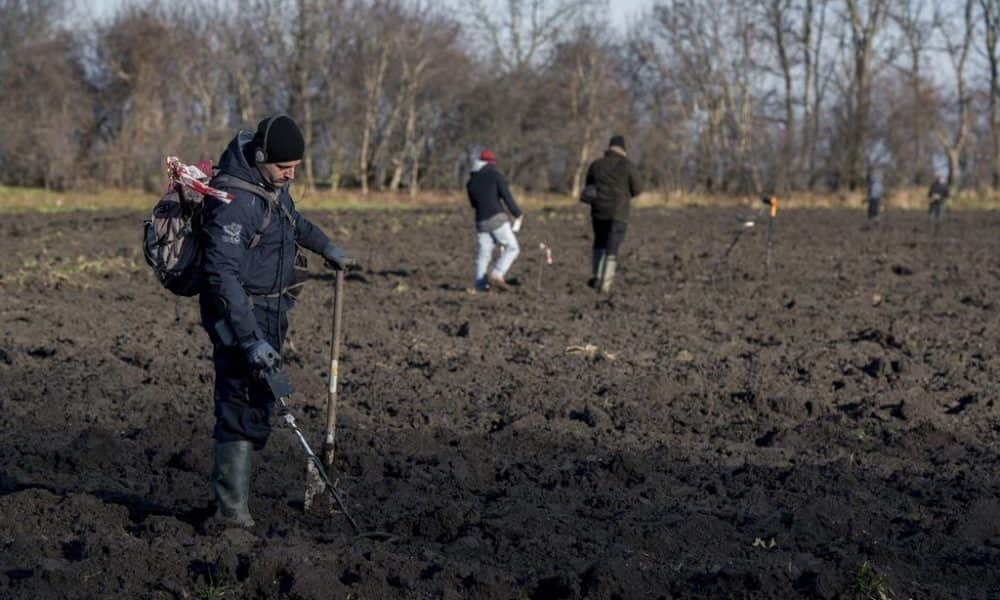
[{"x1": 165, "y1": 156, "x2": 235, "y2": 204}]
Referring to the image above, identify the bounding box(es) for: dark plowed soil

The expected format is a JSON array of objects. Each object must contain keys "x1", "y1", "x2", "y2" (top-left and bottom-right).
[{"x1": 1, "y1": 206, "x2": 998, "y2": 599}]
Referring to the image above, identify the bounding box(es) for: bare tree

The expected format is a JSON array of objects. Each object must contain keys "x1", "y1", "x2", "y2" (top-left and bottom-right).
[
  {"x1": 385, "y1": 7, "x2": 462, "y2": 195},
  {"x1": 891, "y1": 0, "x2": 936, "y2": 184},
  {"x1": 0, "y1": 0, "x2": 92, "y2": 189},
  {"x1": 288, "y1": 0, "x2": 323, "y2": 191},
  {"x1": 800, "y1": 0, "x2": 833, "y2": 189},
  {"x1": 9, "y1": 0, "x2": 1000, "y2": 199},
  {"x1": 465, "y1": 0, "x2": 601, "y2": 71},
  {"x1": 347, "y1": 1, "x2": 407, "y2": 194},
  {"x1": 843, "y1": 0, "x2": 891, "y2": 187},
  {"x1": 764, "y1": 0, "x2": 796, "y2": 191},
  {"x1": 934, "y1": 0, "x2": 975, "y2": 186},
  {"x1": 981, "y1": 0, "x2": 1000, "y2": 188},
  {"x1": 94, "y1": 5, "x2": 182, "y2": 188},
  {"x1": 548, "y1": 27, "x2": 621, "y2": 198}
]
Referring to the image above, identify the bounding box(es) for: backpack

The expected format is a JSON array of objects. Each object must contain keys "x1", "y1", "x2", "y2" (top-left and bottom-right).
[{"x1": 143, "y1": 157, "x2": 280, "y2": 297}]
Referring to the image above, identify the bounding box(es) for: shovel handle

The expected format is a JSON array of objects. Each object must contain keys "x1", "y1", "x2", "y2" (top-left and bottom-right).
[{"x1": 322, "y1": 269, "x2": 345, "y2": 467}]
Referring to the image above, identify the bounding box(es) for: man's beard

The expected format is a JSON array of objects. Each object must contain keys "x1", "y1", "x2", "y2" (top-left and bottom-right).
[
  {"x1": 267, "y1": 171, "x2": 290, "y2": 186},
  {"x1": 258, "y1": 165, "x2": 290, "y2": 187}
]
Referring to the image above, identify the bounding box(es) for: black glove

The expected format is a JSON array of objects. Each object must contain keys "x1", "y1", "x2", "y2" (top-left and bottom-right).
[
  {"x1": 322, "y1": 243, "x2": 356, "y2": 271},
  {"x1": 241, "y1": 340, "x2": 294, "y2": 399},
  {"x1": 243, "y1": 339, "x2": 280, "y2": 372}
]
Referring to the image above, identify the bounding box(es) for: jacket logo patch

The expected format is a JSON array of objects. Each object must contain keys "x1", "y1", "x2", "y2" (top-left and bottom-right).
[{"x1": 223, "y1": 223, "x2": 243, "y2": 244}]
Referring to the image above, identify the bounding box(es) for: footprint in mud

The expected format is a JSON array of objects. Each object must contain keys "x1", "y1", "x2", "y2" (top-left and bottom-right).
[
  {"x1": 945, "y1": 393, "x2": 977, "y2": 415},
  {"x1": 437, "y1": 321, "x2": 470, "y2": 337},
  {"x1": 531, "y1": 574, "x2": 575, "y2": 599}
]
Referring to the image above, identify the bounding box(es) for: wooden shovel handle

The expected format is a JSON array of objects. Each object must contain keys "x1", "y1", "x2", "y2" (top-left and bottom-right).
[{"x1": 322, "y1": 269, "x2": 345, "y2": 467}]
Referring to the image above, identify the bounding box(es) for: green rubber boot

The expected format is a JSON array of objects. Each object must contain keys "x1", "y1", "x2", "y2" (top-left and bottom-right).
[
  {"x1": 588, "y1": 248, "x2": 605, "y2": 289},
  {"x1": 599, "y1": 255, "x2": 617, "y2": 294},
  {"x1": 210, "y1": 440, "x2": 256, "y2": 528}
]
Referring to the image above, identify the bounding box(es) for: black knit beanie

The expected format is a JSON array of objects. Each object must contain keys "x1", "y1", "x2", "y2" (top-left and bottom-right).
[
  {"x1": 253, "y1": 115, "x2": 305, "y2": 163},
  {"x1": 609, "y1": 135, "x2": 626, "y2": 150}
]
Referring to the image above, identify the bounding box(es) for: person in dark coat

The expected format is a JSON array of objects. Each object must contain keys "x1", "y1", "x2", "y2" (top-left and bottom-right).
[
  {"x1": 466, "y1": 149, "x2": 523, "y2": 292},
  {"x1": 198, "y1": 114, "x2": 352, "y2": 528},
  {"x1": 927, "y1": 173, "x2": 949, "y2": 219},
  {"x1": 866, "y1": 171, "x2": 884, "y2": 223},
  {"x1": 583, "y1": 135, "x2": 641, "y2": 293}
]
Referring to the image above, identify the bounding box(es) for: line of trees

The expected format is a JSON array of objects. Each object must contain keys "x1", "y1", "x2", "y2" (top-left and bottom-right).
[{"x1": 2, "y1": 0, "x2": 1000, "y2": 196}]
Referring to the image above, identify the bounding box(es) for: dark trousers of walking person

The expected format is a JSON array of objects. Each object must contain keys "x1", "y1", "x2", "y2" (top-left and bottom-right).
[
  {"x1": 590, "y1": 218, "x2": 627, "y2": 293},
  {"x1": 929, "y1": 200, "x2": 943, "y2": 219},
  {"x1": 867, "y1": 198, "x2": 881, "y2": 221}
]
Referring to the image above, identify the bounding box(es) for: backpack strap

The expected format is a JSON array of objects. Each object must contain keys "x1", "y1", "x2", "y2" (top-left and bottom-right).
[{"x1": 211, "y1": 174, "x2": 285, "y2": 248}]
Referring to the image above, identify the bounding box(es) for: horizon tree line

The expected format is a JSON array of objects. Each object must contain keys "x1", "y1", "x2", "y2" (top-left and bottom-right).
[{"x1": 2, "y1": 0, "x2": 999, "y2": 197}]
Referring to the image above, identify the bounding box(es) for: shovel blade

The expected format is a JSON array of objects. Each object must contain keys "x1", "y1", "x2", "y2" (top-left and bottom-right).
[
  {"x1": 320, "y1": 441, "x2": 335, "y2": 469},
  {"x1": 303, "y1": 460, "x2": 326, "y2": 511}
]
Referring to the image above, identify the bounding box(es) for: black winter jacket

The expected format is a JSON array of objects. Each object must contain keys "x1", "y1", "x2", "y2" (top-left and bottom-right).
[
  {"x1": 467, "y1": 164, "x2": 521, "y2": 228},
  {"x1": 585, "y1": 150, "x2": 641, "y2": 222},
  {"x1": 199, "y1": 131, "x2": 332, "y2": 346},
  {"x1": 928, "y1": 180, "x2": 950, "y2": 201}
]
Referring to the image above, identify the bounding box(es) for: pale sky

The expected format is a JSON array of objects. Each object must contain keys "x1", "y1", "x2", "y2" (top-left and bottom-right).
[
  {"x1": 610, "y1": 0, "x2": 653, "y2": 31},
  {"x1": 83, "y1": 0, "x2": 654, "y2": 32}
]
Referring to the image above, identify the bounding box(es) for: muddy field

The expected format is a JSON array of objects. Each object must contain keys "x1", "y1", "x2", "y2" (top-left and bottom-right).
[{"x1": 1, "y1": 205, "x2": 999, "y2": 599}]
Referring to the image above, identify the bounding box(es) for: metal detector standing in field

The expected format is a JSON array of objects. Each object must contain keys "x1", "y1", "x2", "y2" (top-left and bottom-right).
[
  {"x1": 761, "y1": 195, "x2": 778, "y2": 273},
  {"x1": 536, "y1": 242, "x2": 553, "y2": 294},
  {"x1": 305, "y1": 269, "x2": 346, "y2": 512}
]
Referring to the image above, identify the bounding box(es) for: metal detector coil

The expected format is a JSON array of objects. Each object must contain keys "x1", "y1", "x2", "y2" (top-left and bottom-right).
[{"x1": 278, "y1": 397, "x2": 361, "y2": 533}]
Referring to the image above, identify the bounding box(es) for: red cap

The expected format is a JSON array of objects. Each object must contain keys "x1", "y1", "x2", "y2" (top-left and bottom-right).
[{"x1": 480, "y1": 150, "x2": 496, "y2": 163}]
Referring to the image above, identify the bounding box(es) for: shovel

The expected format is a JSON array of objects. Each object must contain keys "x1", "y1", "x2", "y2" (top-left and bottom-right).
[{"x1": 305, "y1": 268, "x2": 345, "y2": 511}]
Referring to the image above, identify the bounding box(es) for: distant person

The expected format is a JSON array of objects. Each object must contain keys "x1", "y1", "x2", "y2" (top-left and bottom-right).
[
  {"x1": 466, "y1": 149, "x2": 523, "y2": 292},
  {"x1": 928, "y1": 173, "x2": 949, "y2": 219},
  {"x1": 199, "y1": 115, "x2": 353, "y2": 528},
  {"x1": 866, "y1": 171, "x2": 884, "y2": 223},
  {"x1": 583, "y1": 135, "x2": 641, "y2": 293}
]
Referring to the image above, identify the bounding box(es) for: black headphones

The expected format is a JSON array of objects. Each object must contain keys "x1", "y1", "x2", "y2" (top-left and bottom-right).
[{"x1": 253, "y1": 114, "x2": 285, "y2": 164}]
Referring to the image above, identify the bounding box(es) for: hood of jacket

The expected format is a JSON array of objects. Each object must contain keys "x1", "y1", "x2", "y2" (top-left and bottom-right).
[{"x1": 217, "y1": 130, "x2": 271, "y2": 188}]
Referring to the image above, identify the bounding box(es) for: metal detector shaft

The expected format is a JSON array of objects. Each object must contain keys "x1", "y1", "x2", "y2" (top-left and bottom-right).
[
  {"x1": 764, "y1": 197, "x2": 778, "y2": 273},
  {"x1": 766, "y1": 218, "x2": 773, "y2": 271},
  {"x1": 723, "y1": 229, "x2": 747, "y2": 258},
  {"x1": 281, "y1": 397, "x2": 360, "y2": 533}
]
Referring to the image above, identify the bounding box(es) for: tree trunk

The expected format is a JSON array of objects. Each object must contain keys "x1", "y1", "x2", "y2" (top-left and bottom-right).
[
  {"x1": 359, "y1": 43, "x2": 389, "y2": 195},
  {"x1": 770, "y1": 0, "x2": 794, "y2": 192},
  {"x1": 389, "y1": 92, "x2": 417, "y2": 192},
  {"x1": 570, "y1": 126, "x2": 594, "y2": 200}
]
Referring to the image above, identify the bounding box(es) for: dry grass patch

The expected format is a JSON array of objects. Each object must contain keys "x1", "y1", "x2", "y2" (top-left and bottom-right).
[
  {"x1": 5, "y1": 254, "x2": 142, "y2": 288},
  {"x1": 3, "y1": 184, "x2": 999, "y2": 213}
]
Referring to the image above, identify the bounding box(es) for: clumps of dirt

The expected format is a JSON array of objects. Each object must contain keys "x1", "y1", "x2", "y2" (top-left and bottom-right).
[{"x1": 0, "y1": 208, "x2": 998, "y2": 598}]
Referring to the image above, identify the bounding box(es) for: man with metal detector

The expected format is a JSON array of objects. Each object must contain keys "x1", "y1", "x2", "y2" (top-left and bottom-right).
[
  {"x1": 198, "y1": 114, "x2": 354, "y2": 528},
  {"x1": 927, "y1": 173, "x2": 949, "y2": 220},
  {"x1": 583, "y1": 135, "x2": 641, "y2": 293}
]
